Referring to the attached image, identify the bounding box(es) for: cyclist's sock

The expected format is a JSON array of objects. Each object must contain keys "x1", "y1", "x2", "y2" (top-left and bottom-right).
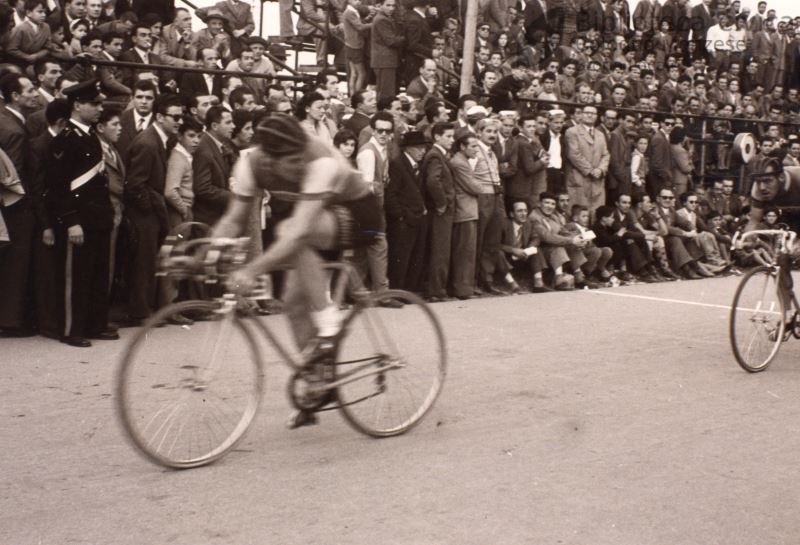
[{"x1": 312, "y1": 304, "x2": 342, "y2": 338}]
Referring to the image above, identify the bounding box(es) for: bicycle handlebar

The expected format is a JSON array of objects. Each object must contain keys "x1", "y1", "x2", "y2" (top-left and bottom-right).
[{"x1": 731, "y1": 229, "x2": 798, "y2": 253}]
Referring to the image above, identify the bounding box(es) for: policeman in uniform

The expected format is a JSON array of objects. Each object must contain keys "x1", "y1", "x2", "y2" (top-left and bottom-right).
[{"x1": 46, "y1": 80, "x2": 118, "y2": 347}]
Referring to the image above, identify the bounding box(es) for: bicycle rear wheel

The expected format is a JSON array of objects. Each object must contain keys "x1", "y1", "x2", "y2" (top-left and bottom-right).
[
  {"x1": 729, "y1": 266, "x2": 786, "y2": 373},
  {"x1": 116, "y1": 300, "x2": 264, "y2": 468},
  {"x1": 335, "y1": 290, "x2": 446, "y2": 437}
]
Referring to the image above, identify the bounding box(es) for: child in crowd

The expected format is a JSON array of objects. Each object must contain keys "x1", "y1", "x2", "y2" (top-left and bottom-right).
[
  {"x1": 69, "y1": 18, "x2": 90, "y2": 56},
  {"x1": 630, "y1": 134, "x2": 648, "y2": 200},
  {"x1": 6, "y1": 0, "x2": 50, "y2": 66}
]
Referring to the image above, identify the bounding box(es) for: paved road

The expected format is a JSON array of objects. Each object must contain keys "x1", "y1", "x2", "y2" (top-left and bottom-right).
[{"x1": 2, "y1": 276, "x2": 800, "y2": 545}]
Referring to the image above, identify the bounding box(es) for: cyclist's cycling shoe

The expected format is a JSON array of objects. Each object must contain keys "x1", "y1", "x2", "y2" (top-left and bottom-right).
[
  {"x1": 301, "y1": 336, "x2": 338, "y2": 367},
  {"x1": 286, "y1": 409, "x2": 319, "y2": 430}
]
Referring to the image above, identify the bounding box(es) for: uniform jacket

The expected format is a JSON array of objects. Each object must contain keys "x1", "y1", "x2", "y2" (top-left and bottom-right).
[{"x1": 45, "y1": 121, "x2": 113, "y2": 231}]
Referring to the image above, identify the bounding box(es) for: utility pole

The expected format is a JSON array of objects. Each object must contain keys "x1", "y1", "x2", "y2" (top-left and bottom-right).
[{"x1": 459, "y1": 0, "x2": 478, "y2": 96}]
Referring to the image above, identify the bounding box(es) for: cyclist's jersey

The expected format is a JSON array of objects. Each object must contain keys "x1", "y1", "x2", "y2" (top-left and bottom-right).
[
  {"x1": 231, "y1": 136, "x2": 370, "y2": 205},
  {"x1": 750, "y1": 166, "x2": 800, "y2": 209}
]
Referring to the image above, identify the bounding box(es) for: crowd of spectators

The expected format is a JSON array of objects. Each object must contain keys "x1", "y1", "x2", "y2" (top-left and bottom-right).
[{"x1": 0, "y1": 0, "x2": 799, "y2": 345}]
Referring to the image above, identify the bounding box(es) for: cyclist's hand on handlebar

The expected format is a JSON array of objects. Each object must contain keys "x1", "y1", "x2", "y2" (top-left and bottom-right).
[{"x1": 227, "y1": 267, "x2": 258, "y2": 295}]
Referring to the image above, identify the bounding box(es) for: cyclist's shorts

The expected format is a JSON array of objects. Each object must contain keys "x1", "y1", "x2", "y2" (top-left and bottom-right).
[{"x1": 330, "y1": 192, "x2": 382, "y2": 249}]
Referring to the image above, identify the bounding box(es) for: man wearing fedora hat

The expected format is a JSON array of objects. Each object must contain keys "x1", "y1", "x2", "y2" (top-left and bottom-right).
[
  {"x1": 197, "y1": 0, "x2": 255, "y2": 58},
  {"x1": 192, "y1": 7, "x2": 231, "y2": 62},
  {"x1": 385, "y1": 130, "x2": 429, "y2": 291}
]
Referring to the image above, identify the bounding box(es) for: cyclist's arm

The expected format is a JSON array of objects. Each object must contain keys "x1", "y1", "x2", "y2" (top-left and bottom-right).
[{"x1": 213, "y1": 154, "x2": 258, "y2": 238}]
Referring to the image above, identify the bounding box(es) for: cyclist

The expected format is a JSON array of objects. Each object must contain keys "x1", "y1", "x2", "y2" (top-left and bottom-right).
[
  {"x1": 212, "y1": 113, "x2": 382, "y2": 428},
  {"x1": 746, "y1": 156, "x2": 800, "y2": 231}
]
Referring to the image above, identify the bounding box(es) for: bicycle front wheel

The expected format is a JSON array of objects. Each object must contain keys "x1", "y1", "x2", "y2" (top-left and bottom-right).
[
  {"x1": 335, "y1": 290, "x2": 446, "y2": 437},
  {"x1": 116, "y1": 300, "x2": 264, "y2": 468},
  {"x1": 729, "y1": 266, "x2": 786, "y2": 373}
]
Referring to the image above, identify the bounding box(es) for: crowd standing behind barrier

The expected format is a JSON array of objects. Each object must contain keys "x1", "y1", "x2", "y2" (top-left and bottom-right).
[{"x1": 0, "y1": 0, "x2": 799, "y2": 345}]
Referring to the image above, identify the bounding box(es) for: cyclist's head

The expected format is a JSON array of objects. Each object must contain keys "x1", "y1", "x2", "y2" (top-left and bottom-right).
[
  {"x1": 254, "y1": 113, "x2": 308, "y2": 157},
  {"x1": 751, "y1": 156, "x2": 785, "y2": 203}
]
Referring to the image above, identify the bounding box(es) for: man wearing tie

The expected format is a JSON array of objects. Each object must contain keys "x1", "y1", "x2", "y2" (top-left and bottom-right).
[
  {"x1": 192, "y1": 105, "x2": 234, "y2": 226},
  {"x1": 123, "y1": 93, "x2": 184, "y2": 325},
  {"x1": 564, "y1": 104, "x2": 609, "y2": 217},
  {"x1": 116, "y1": 79, "x2": 156, "y2": 161}
]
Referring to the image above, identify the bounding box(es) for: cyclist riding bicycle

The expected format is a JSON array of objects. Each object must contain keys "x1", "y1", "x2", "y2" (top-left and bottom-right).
[
  {"x1": 747, "y1": 156, "x2": 800, "y2": 231},
  {"x1": 212, "y1": 114, "x2": 382, "y2": 428}
]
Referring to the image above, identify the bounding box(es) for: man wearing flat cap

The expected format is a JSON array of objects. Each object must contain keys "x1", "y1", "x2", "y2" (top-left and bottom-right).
[
  {"x1": 385, "y1": 130, "x2": 429, "y2": 291},
  {"x1": 45, "y1": 79, "x2": 117, "y2": 347}
]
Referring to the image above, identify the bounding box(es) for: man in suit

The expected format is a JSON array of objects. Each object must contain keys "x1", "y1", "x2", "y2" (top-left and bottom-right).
[
  {"x1": 28, "y1": 98, "x2": 70, "y2": 339},
  {"x1": 690, "y1": 0, "x2": 715, "y2": 55},
  {"x1": 654, "y1": 188, "x2": 710, "y2": 279},
  {"x1": 192, "y1": 106, "x2": 234, "y2": 226},
  {"x1": 508, "y1": 113, "x2": 547, "y2": 211},
  {"x1": 191, "y1": 7, "x2": 231, "y2": 61},
  {"x1": 385, "y1": 130, "x2": 429, "y2": 292},
  {"x1": 181, "y1": 48, "x2": 224, "y2": 100},
  {"x1": 158, "y1": 7, "x2": 199, "y2": 68},
  {"x1": 0, "y1": 73, "x2": 39, "y2": 336},
  {"x1": 536, "y1": 110, "x2": 567, "y2": 195},
  {"x1": 564, "y1": 104, "x2": 609, "y2": 217},
  {"x1": 117, "y1": 79, "x2": 156, "y2": 162},
  {"x1": 421, "y1": 122, "x2": 455, "y2": 302},
  {"x1": 370, "y1": 0, "x2": 405, "y2": 100},
  {"x1": 602, "y1": 109, "x2": 632, "y2": 204},
  {"x1": 749, "y1": 0, "x2": 766, "y2": 32},
  {"x1": 406, "y1": 59, "x2": 442, "y2": 102},
  {"x1": 500, "y1": 201, "x2": 549, "y2": 291},
  {"x1": 119, "y1": 22, "x2": 173, "y2": 90},
  {"x1": 45, "y1": 80, "x2": 116, "y2": 347},
  {"x1": 646, "y1": 115, "x2": 674, "y2": 196},
  {"x1": 402, "y1": 0, "x2": 433, "y2": 86},
  {"x1": 752, "y1": 19, "x2": 779, "y2": 91},
  {"x1": 123, "y1": 93, "x2": 184, "y2": 324},
  {"x1": 342, "y1": 90, "x2": 376, "y2": 137}
]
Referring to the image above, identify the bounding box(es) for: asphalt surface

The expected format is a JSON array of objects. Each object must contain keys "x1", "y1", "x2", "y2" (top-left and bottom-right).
[{"x1": 3, "y1": 275, "x2": 800, "y2": 545}]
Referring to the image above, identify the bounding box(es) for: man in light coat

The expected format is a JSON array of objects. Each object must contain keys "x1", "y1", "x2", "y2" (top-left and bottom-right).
[{"x1": 564, "y1": 104, "x2": 609, "y2": 217}]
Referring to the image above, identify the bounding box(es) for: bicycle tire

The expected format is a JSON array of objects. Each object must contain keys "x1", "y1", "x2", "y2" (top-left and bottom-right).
[
  {"x1": 116, "y1": 300, "x2": 264, "y2": 468},
  {"x1": 334, "y1": 289, "x2": 446, "y2": 437},
  {"x1": 729, "y1": 266, "x2": 786, "y2": 373}
]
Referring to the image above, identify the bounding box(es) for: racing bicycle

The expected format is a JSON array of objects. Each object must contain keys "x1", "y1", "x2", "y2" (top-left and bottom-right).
[
  {"x1": 116, "y1": 236, "x2": 447, "y2": 469},
  {"x1": 729, "y1": 228, "x2": 799, "y2": 372}
]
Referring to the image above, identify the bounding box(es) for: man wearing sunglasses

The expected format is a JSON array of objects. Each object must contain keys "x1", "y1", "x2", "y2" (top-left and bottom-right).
[
  {"x1": 646, "y1": 114, "x2": 675, "y2": 196},
  {"x1": 123, "y1": 93, "x2": 185, "y2": 326}
]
